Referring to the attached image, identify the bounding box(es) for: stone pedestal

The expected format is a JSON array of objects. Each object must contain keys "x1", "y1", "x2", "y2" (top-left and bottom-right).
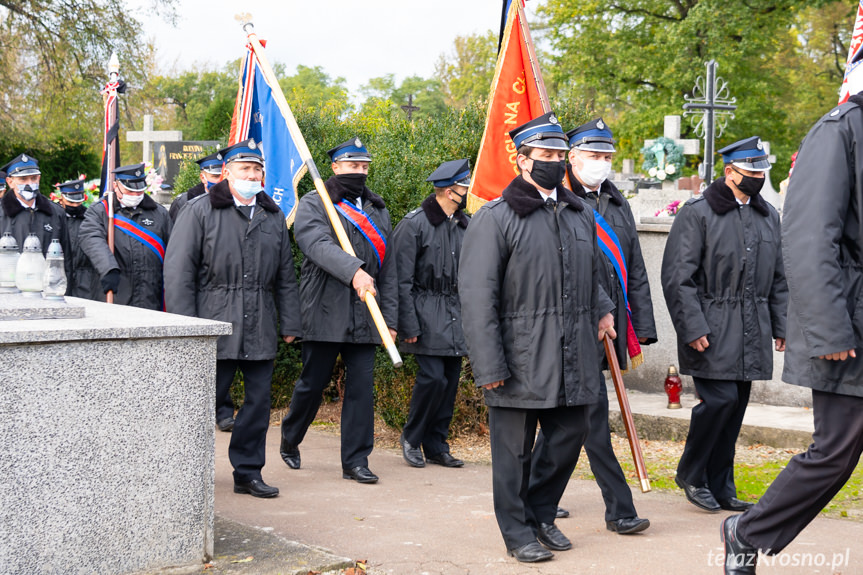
[
  {"x1": 629, "y1": 181, "x2": 692, "y2": 221},
  {"x1": 0, "y1": 295, "x2": 231, "y2": 575}
]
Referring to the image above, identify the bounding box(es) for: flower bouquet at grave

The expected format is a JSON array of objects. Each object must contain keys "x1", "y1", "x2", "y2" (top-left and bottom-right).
[
  {"x1": 144, "y1": 162, "x2": 164, "y2": 195},
  {"x1": 654, "y1": 199, "x2": 682, "y2": 217},
  {"x1": 640, "y1": 137, "x2": 685, "y2": 182}
]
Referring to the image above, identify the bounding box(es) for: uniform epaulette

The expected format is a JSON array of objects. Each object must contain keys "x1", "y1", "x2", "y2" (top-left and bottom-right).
[{"x1": 823, "y1": 101, "x2": 860, "y2": 122}]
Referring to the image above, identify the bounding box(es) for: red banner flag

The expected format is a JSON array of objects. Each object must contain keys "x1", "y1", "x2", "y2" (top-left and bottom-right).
[
  {"x1": 839, "y1": 1, "x2": 863, "y2": 105},
  {"x1": 467, "y1": 1, "x2": 549, "y2": 212}
]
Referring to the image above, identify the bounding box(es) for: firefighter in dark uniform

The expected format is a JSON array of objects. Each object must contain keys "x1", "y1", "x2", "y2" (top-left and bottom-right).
[
  {"x1": 460, "y1": 112, "x2": 616, "y2": 563},
  {"x1": 535, "y1": 118, "x2": 656, "y2": 533},
  {"x1": 165, "y1": 138, "x2": 301, "y2": 499},
  {"x1": 54, "y1": 178, "x2": 96, "y2": 298},
  {"x1": 0, "y1": 171, "x2": 6, "y2": 198},
  {"x1": 0, "y1": 154, "x2": 70, "y2": 262},
  {"x1": 79, "y1": 164, "x2": 172, "y2": 310},
  {"x1": 169, "y1": 151, "x2": 222, "y2": 223},
  {"x1": 279, "y1": 137, "x2": 398, "y2": 484},
  {"x1": 393, "y1": 159, "x2": 471, "y2": 469},
  {"x1": 662, "y1": 137, "x2": 787, "y2": 515},
  {"x1": 722, "y1": 96, "x2": 863, "y2": 574}
]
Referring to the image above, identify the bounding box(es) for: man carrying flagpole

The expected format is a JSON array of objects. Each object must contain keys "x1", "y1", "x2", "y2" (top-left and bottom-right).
[
  {"x1": 460, "y1": 112, "x2": 616, "y2": 563},
  {"x1": 533, "y1": 118, "x2": 655, "y2": 533},
  {"x1": 279, "y1": 137, "x2": 398, "y2": 484}
]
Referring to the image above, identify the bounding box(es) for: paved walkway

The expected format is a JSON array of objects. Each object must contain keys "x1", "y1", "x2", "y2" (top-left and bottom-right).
[{"x1": 212, "y1": 394, "x2": 861, "y2": 575}]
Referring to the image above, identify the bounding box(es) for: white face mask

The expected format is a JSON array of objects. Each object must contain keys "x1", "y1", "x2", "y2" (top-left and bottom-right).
[
  {"x1": 119, "y1": 193, "x2": 144, "y2": 208},
  {"x1": 232, "y1": 178, "x2": 263, "y2": 199},
  {"x1": 576, "y1": 158, "x2": 612, "y2": 188},
  {"x1": 17, "y1": 184, "x2": 38, "y2": 201}
]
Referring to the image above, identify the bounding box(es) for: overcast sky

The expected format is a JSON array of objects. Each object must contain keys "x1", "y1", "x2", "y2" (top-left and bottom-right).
[{"x1": 133, "y1": 0, "x2": 545, "y2": 95}]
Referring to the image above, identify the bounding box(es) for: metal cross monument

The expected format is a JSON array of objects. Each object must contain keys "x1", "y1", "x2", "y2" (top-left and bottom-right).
[
  {"x1": 401, "y1": 94, "x2": 420, "y2": 120},
  {"x1": 682, "y1": 60, "x2": 737, "y2": 186}
]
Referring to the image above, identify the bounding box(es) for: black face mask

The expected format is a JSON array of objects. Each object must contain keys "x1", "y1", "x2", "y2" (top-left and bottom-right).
[
  {"x1": 334, "y1": 173, "x2": 367, "y2": 200},
  {"x1": 528, "y1": 159, "x2": 566, "y2": 191},
  {"x1": 732, "y1": 167, "x2": 764, "y2": 197},
  {"x1": 449, "y1": 188, "x2": 467, "y2": 211},
  {"x1": 65, "y1": 204, "x2": 86, "y2": 217}
]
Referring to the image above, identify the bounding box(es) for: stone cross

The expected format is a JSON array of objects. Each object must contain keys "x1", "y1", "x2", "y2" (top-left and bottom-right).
[
  {"x1": 644, "y1": 115, "x2": 700, "y2": 155},
  {"x1": 400, "y1": 94, "x2": 420, "y2": 120},
  {"x1": 126, "y1": 114, "x2": 182, "y2": 165}
]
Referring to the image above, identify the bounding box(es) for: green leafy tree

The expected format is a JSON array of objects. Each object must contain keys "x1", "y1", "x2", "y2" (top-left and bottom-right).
[
  {"x1": 279, "y1": 65, "x2": 352, "y2": 115},
  {"x1": 359, "y1": 74, "x2": 447, "y2": 119},
  {"x1": 435, "y1": 31, "x2": 499, "y2": 108},
  {"x1": 538, "y1": 0, "x2": 856, "y2": 181}
]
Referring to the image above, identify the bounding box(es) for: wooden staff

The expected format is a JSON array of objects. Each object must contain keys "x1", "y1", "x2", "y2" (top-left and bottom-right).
[
  {"x1": 239, "y1": 17, "x2": 403, "y2": 368},
  {"x1": 103, "y1": 52, "x2": 120, "y2": 304},
  {"x1": 604, "y1": 333, "x2": 651, "y2": 492}
]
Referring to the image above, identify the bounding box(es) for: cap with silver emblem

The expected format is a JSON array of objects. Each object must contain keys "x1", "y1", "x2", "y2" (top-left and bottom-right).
[
  {"x1": 327, "y1": 137, "x2": 372, "y2": 163},
  {"x1": 508, "y1": 112, "x2": 569, "y2": 151},
  {"x1": 566, "y1": 118, "x2": 616, "y2": 153},
  {"x1": 1, "y1": 154, "x2": 41, "y2": 178},
  {"x1": 216, "y1": 139, "x2": 265, "y2": 166},
  {"x1": 112, "y1": 163, "x2": 149, "y2": 191},
  {"x1": 195, "y1": 151, "x2": 224, "y2": 175},
  {"x1": 56, "y1": 178, "x2": 87, "y2": 203},
  {"x1": 718, "y1": 136, "x2": 771, "y2": 172}
]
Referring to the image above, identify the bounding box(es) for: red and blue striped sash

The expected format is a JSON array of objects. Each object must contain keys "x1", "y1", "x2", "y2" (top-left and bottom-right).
[
  {"x1": 335, "y1": 200, "x2": 387, "y2": 268},
  {"x1": 102, "y1": 199, "x2": 166, "y2": 263},
  {"x1": 593, "y1": 210, "x2": 643, "y2": 368}
]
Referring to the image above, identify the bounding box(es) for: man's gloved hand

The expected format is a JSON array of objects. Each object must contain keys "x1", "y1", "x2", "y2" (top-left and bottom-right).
[{"x1": 101, "y1": 269, "x2": 121, "y2": 294}]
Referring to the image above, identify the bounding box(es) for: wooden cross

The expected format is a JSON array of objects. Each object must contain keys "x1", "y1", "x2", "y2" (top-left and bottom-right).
[
  {"x1": 126, "y1": 115, "x2": 183, "y2": 164},
  {"x1": 400, "y1": 94, "x2": 420, "y2": 120}
]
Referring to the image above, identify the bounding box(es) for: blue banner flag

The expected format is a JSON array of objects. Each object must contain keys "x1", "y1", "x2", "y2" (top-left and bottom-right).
[{"x1": 230, "y1": 46, "x2": 305, "y2": 226}]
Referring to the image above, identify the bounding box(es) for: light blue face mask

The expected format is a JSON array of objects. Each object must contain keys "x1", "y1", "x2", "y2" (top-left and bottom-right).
[{"x1": 232, "y1": 178, "x2": 262, "y2": 199}]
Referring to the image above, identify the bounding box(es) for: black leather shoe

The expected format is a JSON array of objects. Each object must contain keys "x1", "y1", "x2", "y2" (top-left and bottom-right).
[
  {"x1": 719, "y1": 497, "x2": 754, "y2": 512},
  {"x1": 399, "y1": 434, "x2": 425, "y2": 468},
  {"x1": 233, "y1": 479, "x2": 279, "y2": 498},
  {"x1": 536, "y1": 522, "x2": 572, "y2": 551},
  {"x1": 217, "y1": 417, "x2": 234, "y2": 432},
  {"x1": 721, "y1": 515, "x2": 757, "y2": 574},
  {"x1": 606, "y1": 516, "x2": 650, "y2": 534},
  {"x1": 342, "y1": 466, "x2": 379, "y2": 484},
  {"x1": 426, "y1": 452, "x2": 464, "y2": 468},
  {"x1": 675, "y1": 475, "x2": 721, "y2": 512},
  {"x1": 507, "y1": 541, "x2": 553, "y2": 563},
  {"x1": 556, "y1": 506, "x2": 570, "y2": 519},
  {"x1": 280, "y1": 438, "x2": 301, "y2": 470}
]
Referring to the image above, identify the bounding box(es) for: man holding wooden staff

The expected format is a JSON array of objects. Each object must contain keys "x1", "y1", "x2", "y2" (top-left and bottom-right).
[
  {"x1": 279, "y1": 137, "x2": 398, "y2": 485},
  {"x1": 460, "y1": 112, "x2": 615, "y2": 563},
  {"x1": 662, "y1": 137, "x2": 787, "y2": 514},
  {"x1": 533, "y1": 118, "x2": 656, "y2": 534}
]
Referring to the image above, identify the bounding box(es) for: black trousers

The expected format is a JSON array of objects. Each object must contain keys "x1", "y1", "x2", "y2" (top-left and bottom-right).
[
  {"x1": 218, "y1": 359, "x2": 275, "y2": 483},
  {"x1": 676, "y1": 377, "x2": 751, "y2": 501},
  {"x1": 490, "y1": 405, "x2": 588, "y2": 551},
  {"x1": 216, "y1": 366, "x2": 235, "y2": 422},
  {"x1": 738, "y1": 389, "x2": 863, "y2": 554},
  {"x1": 402, "y1": 354, "x2": 462, "y2": 457},
  {"x1": 534, "y1": 373, "x2": 638, "y2": 521},
  {"x1": 280, "y1": 341, "x2": 376, "y2": 469}
]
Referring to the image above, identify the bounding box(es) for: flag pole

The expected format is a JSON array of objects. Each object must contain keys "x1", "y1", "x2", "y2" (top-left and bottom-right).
[
  {"x1": 515, "y1": 1, "x2": 550, "y2": 114},
  {"x1": 102, "y1": 52, "x2": 120, "y2": 304},
  {"x1": 237, "y1": 16, "x2": 403, "y2": 368}
]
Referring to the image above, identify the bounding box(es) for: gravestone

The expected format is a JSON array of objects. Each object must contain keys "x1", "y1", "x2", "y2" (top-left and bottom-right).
[
  {"x1": 126, "y1": 114, "x2": 183, "y2": 166},
  {"x1": 0, "y1": 294, "x2": 231, "y2": 574},
  {"x1": 153, "y1": 140, "x2": 220, "y2": 188},
  {"x1": 631, "y1": 116, "x2": 701, "y2": 222}
]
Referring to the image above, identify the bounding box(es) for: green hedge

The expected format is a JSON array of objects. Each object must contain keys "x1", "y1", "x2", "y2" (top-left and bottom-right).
[{"x1": 0, "y1": 138, "x2": 100, "y2": 190}]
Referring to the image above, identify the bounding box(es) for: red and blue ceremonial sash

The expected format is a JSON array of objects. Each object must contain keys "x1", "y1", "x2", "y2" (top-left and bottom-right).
[
  {"x1": 102, "y1": 199, "x2": 166, "y2": 263},
  {"x1": 593, "y1": 210, "x2": 644, "y2": 369},
  {"x1": 335, "y1": 200, "x2": 387, "y2": 268}
]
